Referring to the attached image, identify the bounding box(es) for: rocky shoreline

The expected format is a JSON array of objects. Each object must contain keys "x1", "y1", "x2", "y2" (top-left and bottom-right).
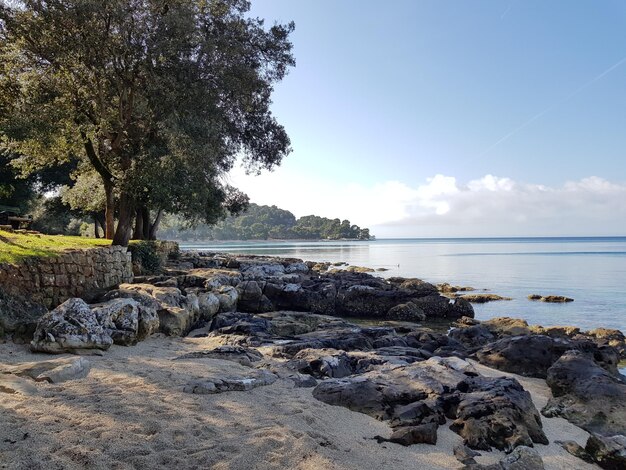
[{"x1": 1, "y1": 251, "x2": 625, "y2": 469}]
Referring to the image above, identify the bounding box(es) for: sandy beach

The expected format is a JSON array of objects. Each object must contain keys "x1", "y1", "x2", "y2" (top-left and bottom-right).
[{"x1": 0, "y1": 333, "x2": 598, "y2": 470}]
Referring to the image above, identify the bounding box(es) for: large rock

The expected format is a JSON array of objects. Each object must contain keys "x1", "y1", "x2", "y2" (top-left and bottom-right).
[
  {"x1": 186, "y1": 288, "x2": 220, "y2": 321},
  {"x1": 236, "y1": 280, "x2": 272, "y2": 313},
  {"x1": 91, "y1": 298, "x2": 140, "y2": 346},
  {"x1": 215, "y1": 285, "x2": 238, "y2": 313},
  {"x1": 542, "y1": 350, "x2": 626, "y2": 435},
  {"x1": 174, "y1": 345, "x2": 263, "y2": 367},
  {"x1": 450, "y1": 376, "x2": 548, "y2": 452},
  {"x1": 387, "y1": 302, "x2": 426, "y2": 321},
  {"x1": 3, "y1": 357, "x2": 91, "y2": 383},
  {"x1": 30, "y1": 298, "x2": 113, "y2": 353},
  {"x1": 476, "y1": 335, "x2": 573, "y2": 378},
  {"x1": 101, "y1": 288, "x2": 160, "y2": 340},
  {"x1": 585, "y1": 434, "x2": 626, "y2": 470}
]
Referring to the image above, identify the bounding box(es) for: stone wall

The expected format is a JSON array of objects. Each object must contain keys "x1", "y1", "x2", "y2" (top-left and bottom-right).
[{"x1": 0, "y1": 246, "x2": 133, "y2": 308}]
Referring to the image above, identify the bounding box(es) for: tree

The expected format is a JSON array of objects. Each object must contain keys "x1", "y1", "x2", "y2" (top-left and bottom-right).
[{"x1": 0, "y1": 0, "x2": 294, "y2": 245}]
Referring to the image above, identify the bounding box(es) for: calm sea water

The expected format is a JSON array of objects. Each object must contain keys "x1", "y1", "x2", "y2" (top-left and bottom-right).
[{"x1": 179, "y1": 238, "x2": 626, "y2": 333}]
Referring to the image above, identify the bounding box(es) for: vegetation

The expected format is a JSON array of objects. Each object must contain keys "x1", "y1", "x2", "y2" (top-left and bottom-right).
[
  {"x1": 0, "y1": 229, "x2": 110, "y2": 264},
  {"x1": 160, "y1": 204, "x2": 372, "y2": 241},
  {"x1": 0, "y1": 0, "x2": 295, "y2": 245}
]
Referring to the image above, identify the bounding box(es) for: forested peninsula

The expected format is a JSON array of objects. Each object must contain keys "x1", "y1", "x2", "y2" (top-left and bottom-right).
[{"x1": 159, "y1": 204, "x2": 372, "y2": 241}]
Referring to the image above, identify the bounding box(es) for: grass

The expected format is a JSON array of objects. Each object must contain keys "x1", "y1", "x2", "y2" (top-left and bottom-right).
[{"x1": 0, "y1": 229, "x2": 112, "y2": 264}]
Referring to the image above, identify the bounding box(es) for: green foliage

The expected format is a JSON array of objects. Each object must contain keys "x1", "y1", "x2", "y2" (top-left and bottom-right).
[
  {"x1": 0, "y1": 0, "x2": 295, "y2": 245},
  {"x1": 0, "y1": 229, "x2": 110, "y2": 264},
  {"x1": 160, "y1": 204, "x2": 373, "y2": 241},
  {"x1": 127, "y1": 240, "x2": 163, "y2": 274}
]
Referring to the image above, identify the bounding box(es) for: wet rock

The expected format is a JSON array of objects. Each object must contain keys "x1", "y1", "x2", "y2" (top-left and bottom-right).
[
  {"x1": 460, "y1": 294, "x2": 512, "y2": 303},
  {"x1": 183, "y1": 369, "x2": 277, "y2": 394},
  {"x1": 542, "y1": 350, "x2": 626, "y2": 435},
  {"x1": 387, "y1": 302, "x2": 426, "y2": 321},
  {"x1": 528, "y1": 295, "x2": 573, "y2": 303},
  {"x1": 585, "y1": 433, "x2": 626, "y2": 470},
  {"x1": 451, "y1": 376, "x2": 548, "y2": 452},
  {"x1": 174, "y1": 345, "x2": 263, "y2": 367},
  {"x1": 3, "y1": 357, "x2": 91, "y2": 383},
  {"x1": 30, "y1": 298, "x2": 113, "y2": 353}
]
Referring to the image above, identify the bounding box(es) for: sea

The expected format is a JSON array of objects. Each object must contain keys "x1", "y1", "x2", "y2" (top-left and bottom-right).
[{"x1": 179, "y1": 237, "x2": 626, "y2": 333}]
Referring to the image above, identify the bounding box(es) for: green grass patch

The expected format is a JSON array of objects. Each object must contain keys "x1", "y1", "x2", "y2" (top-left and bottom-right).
[{"x1": 0, "y1": 229, "x2": 111, "y2": 264}]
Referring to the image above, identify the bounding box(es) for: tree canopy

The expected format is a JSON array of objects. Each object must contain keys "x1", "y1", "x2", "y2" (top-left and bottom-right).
[
  {"x1": 160, "y1": 203, "x2": 373, "y2": 241},
  {"x1": 0, "y1": 0, "x2": 294, "y2": 245}
]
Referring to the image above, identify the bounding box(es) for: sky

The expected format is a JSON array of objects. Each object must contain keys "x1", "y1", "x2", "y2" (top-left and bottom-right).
[{"x1": 229, "y1": 0, "x2": 626, "y2": 238}]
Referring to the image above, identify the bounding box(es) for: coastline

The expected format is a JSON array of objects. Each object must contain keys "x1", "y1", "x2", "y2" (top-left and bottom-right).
[{"x1": 1, "y1": 250, "x2": 624, "y2": 469}]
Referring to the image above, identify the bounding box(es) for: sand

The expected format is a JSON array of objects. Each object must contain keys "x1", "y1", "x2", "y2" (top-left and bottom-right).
[{"x1": 0, "y1": 335, "x2": 600, "y2": 470}]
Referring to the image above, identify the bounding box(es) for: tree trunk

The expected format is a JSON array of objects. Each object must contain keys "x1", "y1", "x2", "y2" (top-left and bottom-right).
[
  {"x1": 149, "y1": 208, "x2": 163, "y2": 240},
  {"x1": 94, "y1": 215, "x2": 101, "y2": 239},
  {"x1": 132, "y1": 208, "x2": 144, "y2": 240},
  {"x1": 104, "y1": 180, "x2": 115, "y2": 239},
  {"x1": 141, "y1": 206, "x2": 151, "y2": 240},
  {"x1": 112, "y1": 191, "x2": 135, "y2": 246}
]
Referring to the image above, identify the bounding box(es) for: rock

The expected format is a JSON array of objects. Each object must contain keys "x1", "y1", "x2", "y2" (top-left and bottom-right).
[
  {"x1": 449, "y1": 324, "x2": 496, "y2": 351},
  {"x1": 482, "y1": 317, "x2": 531, "y2": 337},
  {"x1": 460, "y1": 294, "x2": 512, "y2": 303},
  {"x1": 585, "y1": 433, "x2": 626, "y2": 470},
  {"x1": 499, "y1": 446, "x2": 545, "y2": 470},
  {"x1": 0, "y1": 289, "x2": 48, "y2": 342},
  {"x1": 387, "y1": 302, "x2": 426, "y2": 322},
  {"x1": 542, "y1": 350, "x2": 626, "y2": 435},
  {"x1": 236, "y1": 280, "x2": 272, "y2": 313},
  {"x1": 186, "y1": 289, "x2": 220, "y2": 321},
  {"x1": 411, "y1": 295, "x2": 474, "y2": 319},
  {"x1": 346, "y1": 265, "x2": 375, "y2": 273},
  {"x1": 289, "y1": 348, "x2": 354, "y2": 378},
  {"x1": 101, "y1": 288, "x2": 160, "y2": 340},
  {"x1": 475, "y1": 335, "x2": 574, "y2": 378},
  {"x1": 528, "y1": 295, "x2": 574, "y2": 303},
  {"x1": 555, "y1": 440, "x2": 594, "y2": 463},
  {"x1": 0, "y1": 375, "x2": 38, "y2": 395},
  {"x1": 183, "y1": 369, "x2": 277, "y2": 394},
  {"x1": 174, "y1": 345, "x2": 263, "y2": 367},
  {"x1": 3, "y1": 357, "x2": 91, "y2": 383},
  {"x1": 30, "y1": 298, "x2": 113, "y2": 353},
  {"x1": 386, "y1": 422, "x2": 438, "y2": 446},
  {"x1": 451, "y1": 376, "x2": 548, "y2": 452},
  {"x1": 313, "y1": 357, "x2": 474, "y2": 420},
  {"x1": 585, "y1": 328, "x2": 626, "y2": 358},
  {"x1": 438, "y1": 283, "x2": 475, "y2": 294},
  {"x1": 91, "y1": 298, "x2": 140, "y2": 346},
  {"x1": 454, "y1": 443, "x2": 481, "y2": 465},
  {"x1": 215, "y1": 285, "x2": 238, "y2": 312}
]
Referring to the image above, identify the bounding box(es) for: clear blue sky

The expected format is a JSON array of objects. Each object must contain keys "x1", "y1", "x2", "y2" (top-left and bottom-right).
[{"x1": 232, "y1": 1, "x2": 626, "y2": 237}]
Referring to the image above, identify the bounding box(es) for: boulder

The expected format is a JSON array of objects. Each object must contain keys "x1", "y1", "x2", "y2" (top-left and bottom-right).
[
  {"x1": 475, "y1": 335, "x2": 573, "y2": 378},
  {"x1": 459, "y1": 294, "x2": 512, "y2": 303},
  {"x1": 541, "y1": 351, "x2": 626, "y2": 435},
  {"x1": 91, "y1": 298, "x2": 140, "y2": 346},
  {"x1": 449, "y1": 324, "x2": 496, "y2": 351},
  {"x1": 186, "y1": 289, "x2": 220, "y2": 321},
  {"x1": 101, "y1": 288, "x2": 160, "y2": 340},
  {"x1": 215, "y1": 285, "x2": 238, "y2": 313},
  {"x1": 288, "y1": 348, "x2": 354, "y2": 378},
  {"x1": 236, "y1": 280, "x2": 272, "y2": 313},
  {"x1": 31, "y1": 298, "x2": 113, "y2": 353},
  {"x1": 387, "y1": 302, "x2": 426, "y2": 321},
  {"x1": 450, "y1": 376, "x2": 548, "y2": 452},
  {"x1": 499, "y1": 446, "x2": 545, "y2": 470},
  {"x1": 585, "y1": 434, "x2": 626, "y2": 470},
  {"x1": 385, "y1": 422, "x2": 438, "y2": 446}
]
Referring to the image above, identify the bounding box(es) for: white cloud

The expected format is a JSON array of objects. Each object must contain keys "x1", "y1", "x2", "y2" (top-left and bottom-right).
[{"x1": 227, "y1": 165, "x2": 626, "y2": 237}]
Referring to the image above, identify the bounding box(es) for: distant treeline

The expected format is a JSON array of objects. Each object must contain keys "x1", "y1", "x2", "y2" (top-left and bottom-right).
[{"x1": 159, "y1": 204, "x2": 372, "y2": 241}]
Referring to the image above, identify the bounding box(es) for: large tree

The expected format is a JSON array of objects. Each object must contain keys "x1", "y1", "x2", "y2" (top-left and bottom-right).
[{"x1": 0, "y1": 0, "x2": 294, "y2": 245}]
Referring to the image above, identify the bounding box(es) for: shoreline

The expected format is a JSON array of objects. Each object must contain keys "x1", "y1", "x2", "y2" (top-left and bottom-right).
[{"x1": 1, "y1": 250, "x2": 624, "y2": 469}]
